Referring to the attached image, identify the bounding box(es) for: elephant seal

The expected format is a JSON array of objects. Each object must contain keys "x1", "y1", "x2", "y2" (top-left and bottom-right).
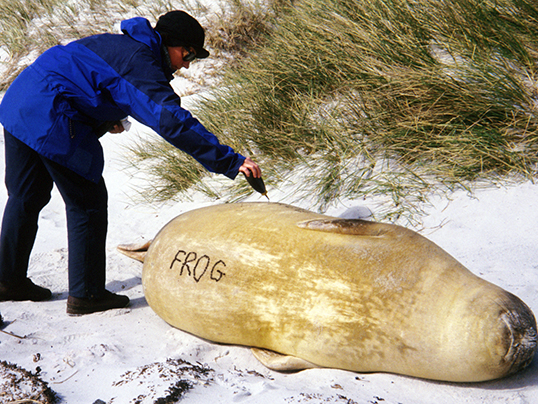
[{"x1": 118, "y1": 202, "x2": 537, "y2": 382}]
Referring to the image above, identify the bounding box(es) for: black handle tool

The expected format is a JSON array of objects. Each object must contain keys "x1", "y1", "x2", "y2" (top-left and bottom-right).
[{"x1": 243, "y1": 172, "x2": 269, "y2": 200}]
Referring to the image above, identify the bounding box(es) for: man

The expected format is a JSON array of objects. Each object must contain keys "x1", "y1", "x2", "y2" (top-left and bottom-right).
[{"x1": 0, "y1": 11, "x2": 261, "y2": 315}]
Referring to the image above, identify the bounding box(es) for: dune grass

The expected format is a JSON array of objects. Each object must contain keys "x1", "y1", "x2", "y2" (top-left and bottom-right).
[
  {"x1": 129, "y1": 0, "x2": 538, "y2": 223},
  {"x1": 2, "y1": 0, "x2": 538, "y2": 224}
]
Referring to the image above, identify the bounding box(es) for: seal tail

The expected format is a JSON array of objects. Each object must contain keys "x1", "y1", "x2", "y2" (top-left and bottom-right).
[{"x1": 117, "y1": 240, "x2": 152, "y2": 263}]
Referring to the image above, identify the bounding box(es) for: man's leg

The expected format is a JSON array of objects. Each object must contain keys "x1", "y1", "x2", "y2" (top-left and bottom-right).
[
  {"x1": 0, "y1": 130, "x2": 53, "y2": 301},
  {"x1": 40, "y1": 158, "x2": 108, "y2": 298},
  {"x1": 40, "y1": 157, "x2": 128, "y2": 314}
]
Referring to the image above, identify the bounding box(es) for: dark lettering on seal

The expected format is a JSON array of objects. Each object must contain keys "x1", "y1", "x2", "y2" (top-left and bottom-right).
[
  {"x1": 182, "y1": 251, "x2": 197, "y2": 276},
  {"x1": 193, "y1": 255, "x2": 210, "y2": 282},
  {"x1": 170, "y1": 249, "x2": 226, "y2": 283},
  {"x1": 170, "y1": 250, "x2": 187, "y2": 271},
  {"x1": 210, "y1": 260, "x2": 226, "y2": 282}
]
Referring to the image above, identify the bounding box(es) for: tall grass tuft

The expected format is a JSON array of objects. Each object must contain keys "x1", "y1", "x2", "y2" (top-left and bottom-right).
[
  {"x1": 2, "y1": 0, "x2": 538, "y2": 224},
  {"x1": 132, "y1": 0, "x2": 538, "y2": 224}
]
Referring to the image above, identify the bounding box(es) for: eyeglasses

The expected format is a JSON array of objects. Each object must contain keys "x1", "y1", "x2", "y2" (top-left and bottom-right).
[{"x1": 183, "y1": 47, "x2": 197, "y2": 62}]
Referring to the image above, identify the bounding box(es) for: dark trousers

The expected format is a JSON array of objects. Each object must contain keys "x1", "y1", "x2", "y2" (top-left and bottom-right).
[{"x1": 0, "y1": 130, "x2": 108, "y2": 298}]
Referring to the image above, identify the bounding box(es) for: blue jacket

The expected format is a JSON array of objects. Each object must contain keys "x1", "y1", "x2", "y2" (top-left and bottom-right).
[{"x1": 0, "y1": 17, "x2": 244, "y2": 183}]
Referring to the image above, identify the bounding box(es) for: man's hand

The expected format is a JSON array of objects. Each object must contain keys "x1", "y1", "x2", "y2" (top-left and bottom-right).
[
  {"x1": 109, "y1": 122, "x2": 125, "y2": 134},
  {"x1": 238, "y1": 157, "x2": 261, "y2": 178}
]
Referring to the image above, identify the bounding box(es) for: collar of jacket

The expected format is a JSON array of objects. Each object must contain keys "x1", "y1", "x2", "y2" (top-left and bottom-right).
[
  {"x1": 120, "y1": 17, "x2": 174, "y2": 79},
  {"x1": 161, "y1": 44, "x2": 175, "y2": 78}
]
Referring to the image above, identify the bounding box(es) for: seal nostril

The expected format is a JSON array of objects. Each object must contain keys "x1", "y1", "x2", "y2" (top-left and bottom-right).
[{"x1": 498, "y1": 305, "x2": 538, "y2": 376}]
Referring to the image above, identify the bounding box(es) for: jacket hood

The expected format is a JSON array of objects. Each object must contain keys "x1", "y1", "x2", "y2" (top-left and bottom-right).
[{"x1": 120, "y1": 17, "x2": 162, "y2": 58}]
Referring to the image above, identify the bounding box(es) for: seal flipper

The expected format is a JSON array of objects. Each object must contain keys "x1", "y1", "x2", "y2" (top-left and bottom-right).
[
  {"x1": 251, "y1": 348, "x2": 319, "y2": 371},
  {"x1": 117, "y1": 240, "x2": 152, "y2": 263},
  {"x1": 297, "y1": 218, "x2": 391, "y2": 237}
]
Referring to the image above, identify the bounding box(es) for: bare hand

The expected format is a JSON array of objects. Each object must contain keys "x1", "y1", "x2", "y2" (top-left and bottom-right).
[
  {"x1": 238, "y1": 157, "x2": 261, "y2": 178},
  {"x1": 109, "y1": 123, "x2": 125, "y2": 134}
]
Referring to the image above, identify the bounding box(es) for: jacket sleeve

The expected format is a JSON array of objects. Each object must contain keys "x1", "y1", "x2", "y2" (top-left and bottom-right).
[{"x1": 105, "y1": 46, "x2": 245, "y2": 179}]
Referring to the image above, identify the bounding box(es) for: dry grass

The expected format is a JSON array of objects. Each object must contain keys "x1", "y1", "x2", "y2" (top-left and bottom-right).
[
  {"x1": 172, "y1": 0, "x2": 538, "y2": 223},
  {"x1": 3, "y1": 0, "x2": 538, "y2": 224}
]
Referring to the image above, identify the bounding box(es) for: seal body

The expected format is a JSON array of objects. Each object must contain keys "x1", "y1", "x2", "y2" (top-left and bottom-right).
[{"x1": 138, "y1": 202, "x2": 536, "y2": 382}]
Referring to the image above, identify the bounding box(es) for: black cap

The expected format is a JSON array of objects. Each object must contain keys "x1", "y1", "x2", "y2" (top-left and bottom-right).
[{"x1": 155, "y1": 10, "x2": 210, "y2": 59}]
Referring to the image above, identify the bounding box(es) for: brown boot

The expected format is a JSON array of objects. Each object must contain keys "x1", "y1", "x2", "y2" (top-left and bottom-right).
[
  {"x1": 0, "y1": 278, "x2": 52, "y2": 301},
  {"x1": 66, "y1": 290, "x2": 130, "y2": 315}
]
